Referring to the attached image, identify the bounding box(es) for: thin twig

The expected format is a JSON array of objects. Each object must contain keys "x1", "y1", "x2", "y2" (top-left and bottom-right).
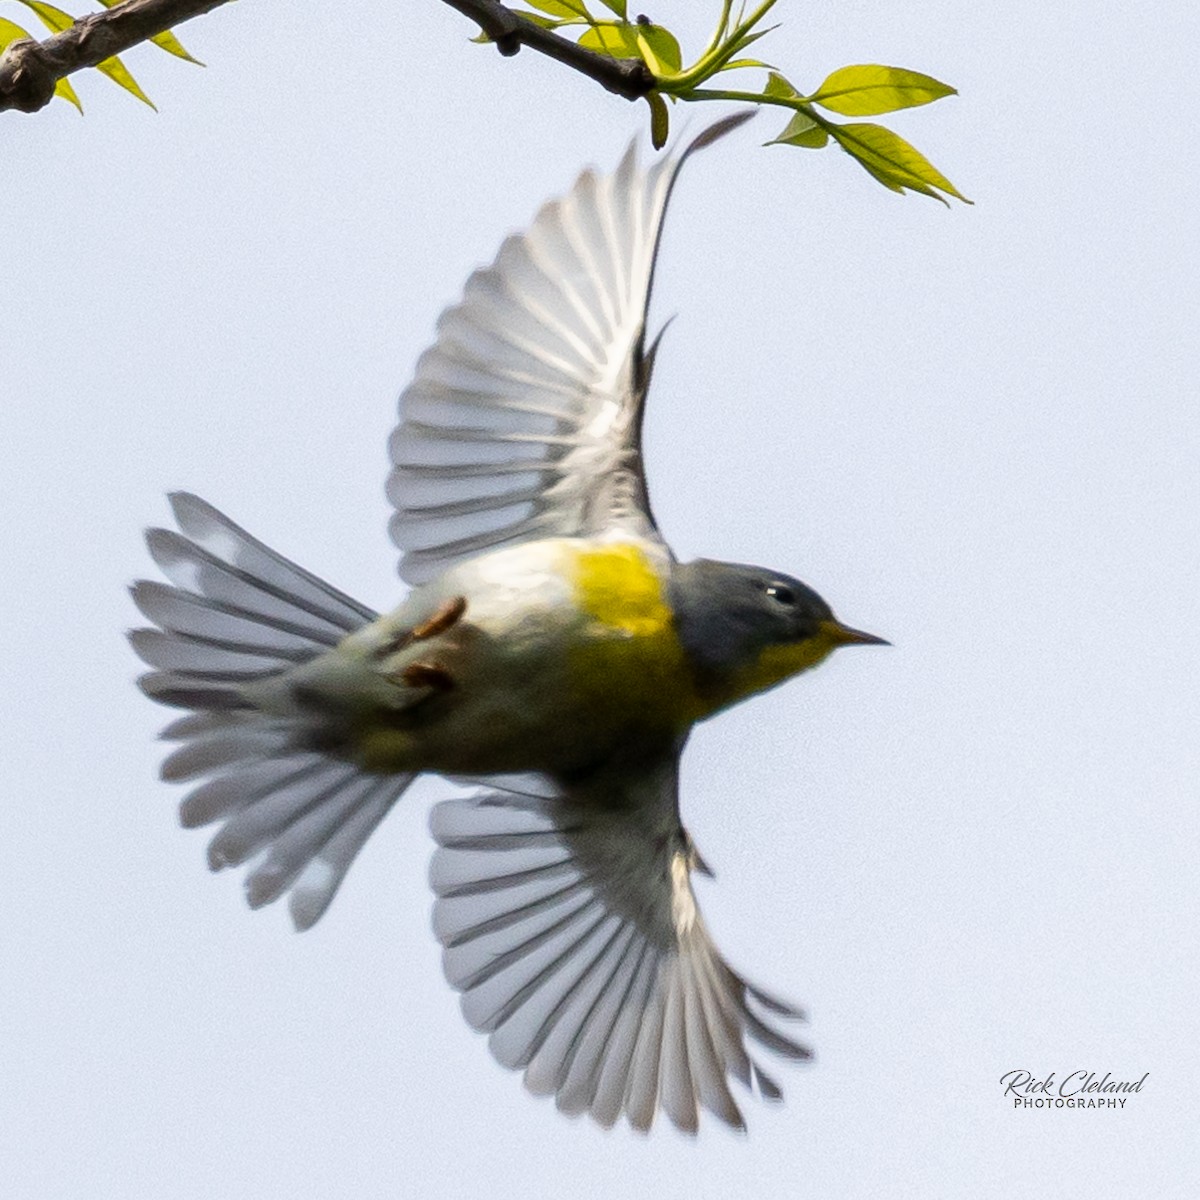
[
  {"x1": 1, "y1": 0, "x2": 656, "y2": 117},
  {"x1": 440, "y1": 0, "x2": 655, "y2": 100},
  {"x1": 0, "y1": 0, "x2": 230, "y2": 114}
]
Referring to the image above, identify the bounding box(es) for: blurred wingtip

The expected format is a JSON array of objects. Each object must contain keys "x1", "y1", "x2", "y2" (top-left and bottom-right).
[{"x1": 686, "y1": 109, "x2": 756, "y2": 154}]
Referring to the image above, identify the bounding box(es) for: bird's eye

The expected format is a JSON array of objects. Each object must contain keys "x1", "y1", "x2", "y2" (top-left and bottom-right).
[{"x1": 765, "y1": 584, "x2": 796, "y2": 606}]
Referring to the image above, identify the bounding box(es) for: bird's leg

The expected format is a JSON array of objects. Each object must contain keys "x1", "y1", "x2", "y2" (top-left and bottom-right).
[
  {"x1": 374, "y1": 596, "x2": 468, "y2": 662},
  {"x1": 381, "y1": 596, "x2": 467, "y2": 695},
  {"x1": 412, "y1": 595, "x2": 467, "y2": 641},
  {"x1": 401, "y1": 661, "x2": 456, "y2": 692}
]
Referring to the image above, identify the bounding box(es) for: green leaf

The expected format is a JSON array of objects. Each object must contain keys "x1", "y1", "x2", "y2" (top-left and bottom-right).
[
  {"x1": 828, "y1": 122, "x2": 969, "y2": 203},
  {"x1": 596, "y1": 0, "x2": 627, "y2": 16},
  {"x1": 579, "y1": 19, "x2": 679, "y2": 75},
  {"x1": 646, "y1": 91, "x2": 669, "y2": 149},
  {"x1": 96, "y1": 0, "x2": 203, "y2": 65},
  {"x1": 15, "y1": 0, "x2": 72, "y2": 34},
  {"x1": 53, "y1": 75, "x2": 82, "y2": 112},
  {"x1": 578, "y1": 23, "x2": 640, "y2": 60},
  {"x1": 763, "y1": 70, "x2": 797, "y2": 99},
  {"x1": 472, "y1": 11, "x2": 562, "y2": 41},
  {"x1": 810, "y1": 64, "x2": 956, "y2": 116},
  {"x1": 147, "y1": 28, "x2": 200, "y2": 64},
  {"x1": 854, "y1": 159, "x2": 908, "y2": 195},
  {"x1": 768, "y1": 110, "x2": 828, "y2": 149},
  {"x1": 719, "y1": 57, "x2": 774, "y2": 72},
  {"x1": 635, "y1": 23, "x2": 681, "y2": 74},
  {"x1": 526, "y1": 0, "x2": 591, "y2": 16},
  {"x1": 16, "y1": 0, "x2": 156, "y2": 107},
  {"x1": 0, "y1": 14, "x2": 34, "y2": 49},
  {"x1": 94, "y1": 53, "x2": 156, "y2": 108},
  {"x1": 722, "y1": 24, "x2": 775, "y2": 58}
]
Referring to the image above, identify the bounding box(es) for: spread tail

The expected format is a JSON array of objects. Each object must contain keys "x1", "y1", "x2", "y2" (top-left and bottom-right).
[{"x1": 130, "y1": 493, "x2": 414, "y2": 930}]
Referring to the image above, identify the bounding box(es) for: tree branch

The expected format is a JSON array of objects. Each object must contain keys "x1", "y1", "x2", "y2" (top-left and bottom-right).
[
  {"x1": 439, "y1": 0, "x2": 655, "y2": 100},
  {"x1": 0, "y1": 0, "x2": 230, "y2": 114},
  {"x1": 2, "y1": 0, "x2": 656, "y2": 117}
]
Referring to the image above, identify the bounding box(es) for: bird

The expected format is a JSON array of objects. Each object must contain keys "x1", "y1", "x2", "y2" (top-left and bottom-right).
[{"x1": 129, "y1": 112, "x2": 887, "y2": 1134}]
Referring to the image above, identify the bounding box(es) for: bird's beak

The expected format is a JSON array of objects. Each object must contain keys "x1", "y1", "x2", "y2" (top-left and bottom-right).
[{"x1": 823, "y1": 620, "x2": 890, "y2": 648}]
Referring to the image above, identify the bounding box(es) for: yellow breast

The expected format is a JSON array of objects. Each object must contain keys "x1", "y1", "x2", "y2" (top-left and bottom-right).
[{"x1": 563, "y1": 542, "x2": 704, "y2": 729}]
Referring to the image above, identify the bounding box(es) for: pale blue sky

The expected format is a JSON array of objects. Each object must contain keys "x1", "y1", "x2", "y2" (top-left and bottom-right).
[{"x1": 3, "y1": 2, "x2": 1197, "y2": 1197}]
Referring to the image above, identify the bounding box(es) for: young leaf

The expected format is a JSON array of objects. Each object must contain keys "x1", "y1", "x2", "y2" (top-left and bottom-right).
[
  {"x1": 472, "y1": 11, "x2": 563, "y2": 41},
  {"x1": 829, "y1": 122, "x2": 969, "y2": 203},
  {"x1": 635, "y1": 23, "x2": 682, "y2": 74},
  {"x1": 718, "y1": 24, "x2": 776, "y2": 62},
  {"x1": 94, "y1": 53, "x2": 156, "y2": 108},
  {"x1": 96, "y1": 0, "x2": 203, "y2": 65},
  {"x1": 768, "y1": 110, "x2": 828, "y2": 149},
  {"x1": 646, "y1": 91, "x2": 669, "y2": 149},
  {"x1": 853, "y1": 159, "x2": 909, "y2": 195},
  {"x1": 0, "y1": 14, "x2": 34, "y2": 49},
  {"x1": 719, "y1": 58, "x2": 774, "y2": 72},
  {"x1": 53, "y1": 75, "x2": 82, "y2": 111},
  {"x1": 763, "y1": 70, "x2": 798, "y2": 99},
  {"x1": 810, "y1": 64, "x2": 956, "y2": 116},
  {"x1": 578, "y1": 23, "x2": 640, "y2": 59},
  {"x1": 0, "y1": 14, "x2": 27, "y2": 43},
  {"x1": 596, "y1": 0, "x2": 627, "y2": 16},
  {"x1": 526, "y1": 0, "x2": 591, "y2": 17},
  {"x1": 15, "y1": 0, "x2": 73, "y2": 34},
  {"x1": 16, "y1": 0, "x2": 156, "y2": 107},
  {"x1": 147, "y1": 28, "x2": 200, "y2": 64}
]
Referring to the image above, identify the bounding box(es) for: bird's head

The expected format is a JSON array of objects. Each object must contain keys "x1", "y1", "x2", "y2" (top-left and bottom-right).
[{"x1": 669, "y1": 558, "x2": 887, "y2": 716}]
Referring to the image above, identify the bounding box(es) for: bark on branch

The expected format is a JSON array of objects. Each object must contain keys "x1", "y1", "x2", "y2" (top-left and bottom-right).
[
  {"x1": 439, "y1": 0, "x2": 656, "y2": 100},
  {"x1": 1, "y1": 0, "x2": 656, "y2": 117},
  {"x1": 0, "y1": 0, "x2": 230, "y2": 114}
]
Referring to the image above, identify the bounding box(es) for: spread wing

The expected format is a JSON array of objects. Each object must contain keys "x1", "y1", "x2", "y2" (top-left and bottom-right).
[
  {"x1": 428, "y1": 756, "x2": 809, "y2": 1133},
  {"x1": 387, "y1": 113, "x2": 752, "y2": 585}
]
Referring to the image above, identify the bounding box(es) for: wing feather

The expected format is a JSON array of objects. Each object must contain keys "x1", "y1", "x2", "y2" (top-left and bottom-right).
[
  {"x1": 589, "y1": 942, "x2": 658, "y2": 1128},
  {"x1": 427, "y1": 749, "x2": 809, "y2": 1133},
  {"x1": 388, "y1": 114, "x2": 753, "y2": 584}
]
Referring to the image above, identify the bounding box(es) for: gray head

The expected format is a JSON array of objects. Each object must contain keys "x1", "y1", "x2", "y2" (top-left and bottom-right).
[{"x1": 668, "y1": 558, "x2": 886, "y2": 711}]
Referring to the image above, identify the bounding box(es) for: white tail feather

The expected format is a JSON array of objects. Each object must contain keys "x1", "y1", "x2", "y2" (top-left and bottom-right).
[{"x1": 131, "y1": 494, "x2": 413, "y2": 929}]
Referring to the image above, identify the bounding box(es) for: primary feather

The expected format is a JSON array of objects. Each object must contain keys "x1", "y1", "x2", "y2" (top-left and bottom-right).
[
  {"x1": 387, "y1": 112, "x2": 754, "y2": 584},
  {"x1": 429, "y1": 762, "x2": 809, "y2": 1133}
]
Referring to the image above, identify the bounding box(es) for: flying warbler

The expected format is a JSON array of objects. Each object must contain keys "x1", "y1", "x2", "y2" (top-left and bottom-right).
[{"x1": 131, "y1": 113, "x2": 886, "y2": 1133}]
